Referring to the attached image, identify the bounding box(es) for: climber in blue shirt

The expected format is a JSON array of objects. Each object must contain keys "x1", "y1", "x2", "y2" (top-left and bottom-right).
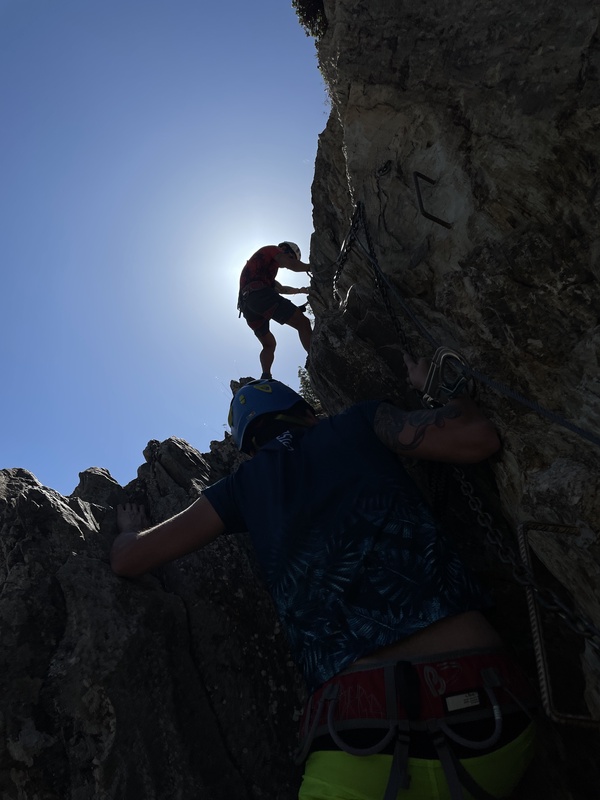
[{"x1": 111, "y1": 355, "x2": 536, "y2": 800}]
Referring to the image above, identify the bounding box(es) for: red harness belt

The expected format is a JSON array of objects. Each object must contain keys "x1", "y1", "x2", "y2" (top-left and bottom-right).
[{"x1": 296, "y1": 648, "x2": 535, "y2": 800}]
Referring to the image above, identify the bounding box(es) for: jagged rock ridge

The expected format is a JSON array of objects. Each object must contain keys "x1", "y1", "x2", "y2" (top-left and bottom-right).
[{"x1": 0, "y1": 439, "x2": 304, "y2": 800}]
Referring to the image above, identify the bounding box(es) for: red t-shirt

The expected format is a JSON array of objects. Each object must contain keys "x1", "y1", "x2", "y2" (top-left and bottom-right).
[{"x1": 239, "y1": 245, "x2": 282, "y2": 290}]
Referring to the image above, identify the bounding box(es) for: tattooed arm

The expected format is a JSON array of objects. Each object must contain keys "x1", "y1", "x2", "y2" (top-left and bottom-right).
[
  {"x1": 374, "y1": 354, "x2": 500, "y2": 462},
  {"x1": 373, "y1": 399, "x2": 500, "y2": 463}
]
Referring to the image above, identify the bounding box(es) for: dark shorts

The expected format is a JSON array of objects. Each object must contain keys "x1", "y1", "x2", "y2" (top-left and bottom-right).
[{"x1": 240, "y1": 287, "x2": 298, "y2": 338}]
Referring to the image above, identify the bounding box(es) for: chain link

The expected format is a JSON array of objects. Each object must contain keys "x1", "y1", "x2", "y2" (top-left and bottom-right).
[
  {"x1": 332, "y1": 206, "x2": 362, "y2": 301},
  {"x1": 333, "y1": 202, "x2": 416, "y2": 356},
  {"x1": 453, "y1": 466, "x2": 600, "y2": 651}
]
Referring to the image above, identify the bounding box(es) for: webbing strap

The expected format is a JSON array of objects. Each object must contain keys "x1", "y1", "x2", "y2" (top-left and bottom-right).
[
  {"x1": 384, "y1": 663, "x2": 397, "y2": 719},
  {"x1": 383, "y1": 727, "x2": 411, "y2": 800},
  {"x1": 394, "y1": 660, "x2": 421, "y2": 720},
  {"x1": 450, "y1": 755, "x2": 500, "y2": 800},
  {"x1": 430, "y1": 728, "x2": 466, "y2": 800},
  {"x1": 430, "y1": 724, "x2": 499, "y2": 800},
  {"x1": 326, "y1": 698, "x2": 397, "y2": 756}
]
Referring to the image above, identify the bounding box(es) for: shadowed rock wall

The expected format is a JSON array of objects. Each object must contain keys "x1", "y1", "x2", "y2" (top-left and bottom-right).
[
  {"x1": 306, "y1": 0, "x2": 600, "y2": 796},
  {"x1": 0, "y1": 442, "x2": 304, "y2": 800}
]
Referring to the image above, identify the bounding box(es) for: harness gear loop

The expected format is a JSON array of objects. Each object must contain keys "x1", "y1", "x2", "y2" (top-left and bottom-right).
[
  {"x1": 294, "y1": 682, "x2": 339, "y2": 764},
  {"x1": 439, "y1": 686, "x2": 503, "y2": 750},
  {"x1": 327, "y1": 701, "x2": 399, "y2": 757},
  {"x1": 421, "y1": 346, "x2": 473, "y2": 407}
]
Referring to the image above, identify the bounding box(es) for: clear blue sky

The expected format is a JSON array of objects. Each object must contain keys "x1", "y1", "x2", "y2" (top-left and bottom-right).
[{"x1": 1, "y1": 0, "x2": 328, "y2": 495}]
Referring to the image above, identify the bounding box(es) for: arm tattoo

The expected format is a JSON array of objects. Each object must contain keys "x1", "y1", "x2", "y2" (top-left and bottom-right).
[{"x1": 374, "y1": 402, "x2": 462, "y2": 453}]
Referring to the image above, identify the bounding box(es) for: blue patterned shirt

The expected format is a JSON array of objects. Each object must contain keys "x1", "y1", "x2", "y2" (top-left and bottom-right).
[{"x1": 203, "y1": 402, "x2": 490, "y2": 691}]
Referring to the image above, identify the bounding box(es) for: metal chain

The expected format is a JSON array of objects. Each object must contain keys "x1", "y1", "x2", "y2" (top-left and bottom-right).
[
  {"x1": 453, "y1": 466, "x2": 600, "y2": 651},
  {"x1": 333, "y1": 202, "x2": 417, "y2": 357},
  {"x1": 332, "y1": 206, "x2": 362, "y2": 301}
]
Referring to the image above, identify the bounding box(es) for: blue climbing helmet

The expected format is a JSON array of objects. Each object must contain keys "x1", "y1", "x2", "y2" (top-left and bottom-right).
[{"x1": 228, "y1": 379, "x2": 310, "y2": 454}]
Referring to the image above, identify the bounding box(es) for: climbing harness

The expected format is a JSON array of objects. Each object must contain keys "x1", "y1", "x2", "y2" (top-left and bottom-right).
[
  {"x1": 328, "y1": 199, "x2": 600, "y2": 715},
  {"x1": 296, "y1": 649, "x2": 535, "y2": 800},
  {"x1": 237, "y1": 281, "x2": 268, "y2": 318}
]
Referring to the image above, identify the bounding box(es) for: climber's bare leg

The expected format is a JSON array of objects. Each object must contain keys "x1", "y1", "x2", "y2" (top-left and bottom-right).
[
  {"x1": 285, "y1": 308, "x2": 312, "y2": 354},
  {"x1": 257, "y1": 330, "x2": 276, "y2": 378}
]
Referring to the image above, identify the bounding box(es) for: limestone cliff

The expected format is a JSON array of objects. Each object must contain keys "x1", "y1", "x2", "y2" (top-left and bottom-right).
[
  {"x1": 2, "y1": 1, "x2": 600, "y2": 798},
  {"x1": 0, "y1": 445, "x2": 304, "y2": 800},
  {"x1": 305, "y1": 0, "x2": 600, "y2": 795}
]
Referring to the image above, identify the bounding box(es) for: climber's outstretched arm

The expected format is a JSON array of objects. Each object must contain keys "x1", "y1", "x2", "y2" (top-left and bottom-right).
[
  {"x1": 274, "y1": 252, "x2": 311, "y2": 273},
  {"x1": 274, "y1": 280, "x2": 309, "y2": 295},
  {"x1": 110, "y1": 497, "x2": 225, "y2": 578}
]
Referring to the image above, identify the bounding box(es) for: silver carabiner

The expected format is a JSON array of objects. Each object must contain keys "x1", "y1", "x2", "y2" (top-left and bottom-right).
[{"x1": 421, "y1": 347, "x2": 472, "y2": 407}]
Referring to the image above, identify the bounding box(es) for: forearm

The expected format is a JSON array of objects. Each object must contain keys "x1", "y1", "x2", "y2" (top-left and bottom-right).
[
  {"x1": 276, "y1": 253, "x2": 311, "y2": 273},
  {"x1": 111, "y1": 497, "x2": 224, "y2": 577},
  {"x1": 111, "y1": 518, "x2": 199, "y2": 577},
  {"x1": 374, "y1": 397, "x2": 500, "y2": 463},
  {"x1": 277, "y1": 285, "x2": 307, "y2": 295},
  {"x1": 286, "y1": 259, "x2": 311, "y2": 273}
]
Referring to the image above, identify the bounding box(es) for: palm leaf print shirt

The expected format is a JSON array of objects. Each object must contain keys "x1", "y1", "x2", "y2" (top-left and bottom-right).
[{"x1": 203, "y1": 402, "x2": 490, "y2": 692}]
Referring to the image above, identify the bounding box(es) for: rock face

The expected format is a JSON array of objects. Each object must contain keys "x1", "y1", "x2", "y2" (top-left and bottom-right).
[
  {"x1": 3, "y1": 2, "x2": 600, "y2": 799},
  {"x1": 306, "y1": 0, "x2": 600, "y2": 795},
  {"x1": 0, "y1": 444, "x2": 304, "y2": 800}
]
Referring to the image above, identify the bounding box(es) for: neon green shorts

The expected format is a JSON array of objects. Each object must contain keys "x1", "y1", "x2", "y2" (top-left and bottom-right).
[{"x1": 299, "y1": 722, "x2": 536, "y2": 800}]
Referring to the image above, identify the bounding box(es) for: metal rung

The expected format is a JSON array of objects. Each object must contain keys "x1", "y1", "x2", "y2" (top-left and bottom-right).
[
  {"x1": 413, "y1": 172, "x2": 452, "y2": 229},
  {"x1": 518, "y1": 522, "x2": 600, "y2": 727}
]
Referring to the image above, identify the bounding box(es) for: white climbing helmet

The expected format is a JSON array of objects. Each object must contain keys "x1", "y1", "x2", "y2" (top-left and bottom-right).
[{"x1": 278, "y1": 241, "x2": 301, "y2": 260}]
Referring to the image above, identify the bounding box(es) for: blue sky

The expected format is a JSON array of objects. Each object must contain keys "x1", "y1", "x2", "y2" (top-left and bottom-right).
[{"x1": 1, "y1": 0, "x2": 328, "y2": 495}]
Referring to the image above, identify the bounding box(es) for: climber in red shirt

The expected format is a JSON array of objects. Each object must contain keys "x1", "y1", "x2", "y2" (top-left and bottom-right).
[{"x1": 238, "y1": 241, "x2": 312, "y2": 379}]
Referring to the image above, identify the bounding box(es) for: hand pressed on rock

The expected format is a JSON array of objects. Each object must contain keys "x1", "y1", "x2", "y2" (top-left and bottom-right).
[
  {"x1": 117, "y1": 502, "x2": 149, "y2": 534},
  {"x1": 403, "y1": 353, "x2": 429, "y2": 393}
]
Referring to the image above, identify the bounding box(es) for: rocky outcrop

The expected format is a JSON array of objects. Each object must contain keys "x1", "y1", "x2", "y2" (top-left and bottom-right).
[
  {"x1": 3, "y1": 2, "x2": 600, "y2": 798},
  {"x1": 0, "y1": 443, "x2": 304, "y2": 800},
  {"x1": 306, "y1": 0, "x2": 600, "y2": 796}
]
